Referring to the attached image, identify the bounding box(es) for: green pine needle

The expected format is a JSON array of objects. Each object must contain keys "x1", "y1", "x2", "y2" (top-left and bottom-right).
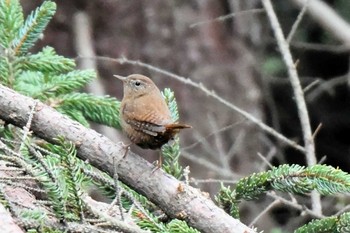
[
  {"x1": 218, "y1": 164, "x2": 350, "y2": 219},
  {"x1": 35, "y1": 139, "x2": 89, "y2": 221},
  {"x1": 215, "y1": 184, "x2": 240, "y2": 218},
  {"x1": 305, "y1": 165, "x2": 350, "y2": 195},
  {"x1": 59, "y1": 141, "x2": 86, "y2": 220},
  {"x1": 270, "y1": 164, "x2": 314, "y2": 194},
  {"x1": 167, "y1": 219, "x2": 201, "y2": 233},
  {"x1": 14, "y1": 69, "x2": 95, "y2": 99},
  {"x1": 11, "y1": 1, "x2": 56, "y2": 55},
  {"x1": 162, "y1": 88, "x2": 179, "y2": 122},
  {"x1": 161, "y1": 88, "x2": 183, "y2": 178},
  {"x1": 234, "y1": 164, "x2": 350, "y2": 201},
  {"x1": 337, "y1": 212, "x2": 350, "y2": 232},
  {"x1": 58, "y1": 93, "x2": 121, "y2": 129},
  {"x1": 162, "y1": 138, "x2": 183, "y2": 179},
  {"x1": 57, "y1": 106, "x2": 90, "y2": 127},
  {"x1": 16, "y1": 46, "x2": 76, "y2": 73},
  {"x1": 0, "y1": 0, "x2": 24, "y2": 47},
  {"x1": 19, "y1": 209, "x2": 48, "y2": 227},
  {"x1": 36, "y1": 157, "x2": 66, "y2": 220},
  {"x1": 235, "y1": 170, "x2": 270, "y2": 200},
  {"x1": 0, "y1": 57, "x2": 10, "y2": 85},
  {"x1": 294, "y1": 215, "x2": 340, "y2": 233}
]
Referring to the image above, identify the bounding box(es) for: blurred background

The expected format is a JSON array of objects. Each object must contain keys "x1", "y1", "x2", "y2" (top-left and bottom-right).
[{"x1": 21, "y1": 0, "x2": 350, "y2": 232}]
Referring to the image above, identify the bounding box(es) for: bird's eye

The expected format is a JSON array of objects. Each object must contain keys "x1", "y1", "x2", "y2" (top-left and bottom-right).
[{"x1": 135, "y1": 81, "x2": 141, "y2": 86}]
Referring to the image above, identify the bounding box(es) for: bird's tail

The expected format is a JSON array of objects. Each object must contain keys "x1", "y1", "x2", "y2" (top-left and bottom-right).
[{"x1": 165, "y1": 123, "x2": 192, "y2": 130}]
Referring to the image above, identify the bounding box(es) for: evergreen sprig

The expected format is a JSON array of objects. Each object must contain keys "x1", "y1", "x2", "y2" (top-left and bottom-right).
[
  {"x1": 14, "y1": 69, "x2": 95, "y2": 99},
  {"x1": 161, "y1": 88, "x2": 184, "y2": 178},
  {"x1": 217, "y1": 164, "x2": 350, "y2": 223},
  {"x1": 162, "y1": 88, "x2": 179, "y2": 122},
  {"x1": 270, "y1": 164, "x2": 314, "y2": 194},
  {"x1": 35, "y1": 154, "x2": 66, "y2": 220},
  {"x1": 11, "y1": 1, "x2": 56, "y2": 55},
  {"x1": 234, "y1": 164, "x2": 350, "y2": 202},
  {"x1": 304, "y1": 165, "x2": 350, "y2": 195},
  {"x1": 0, "y1": 57, "x2": 10, "y2": 85},
  {"x1": 294, "y1": 212, "x2": 350, "y2": 233},
  {"x1": 0, "y1": 0, "x2": 121, "y2": 132},
  {"x1": 58, "y1": 93, "x2": 121, "y2": 128},
  {"x1": 16, "y1": 46, "x2": 75, "y2": 73},
  {"x1": 0, "y1": 0, "x2": 24, "y2": 48},
  {"x1": 133, "y1": 208, "x2": 167, "y2": 232},
  {"x1": 235, "y1": 170, "x2": 270, "y2": 200},
  {"x1": 167, "y1": 219, "x2": 200, "y2": 233},
  {"x1": 32, "y1": 140, "x2": 89, "y2": 221},
  {"x1": 59, "y1": 140, "x2": 86, "y2": 221},
  {"x1": 215, "y1": 184, "x2": 240, "y2": 219}
]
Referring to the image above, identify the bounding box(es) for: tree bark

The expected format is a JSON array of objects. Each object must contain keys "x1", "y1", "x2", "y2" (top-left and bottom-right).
[{"x1": 0, "y1": 84, "x2": 255, "y2": 233}]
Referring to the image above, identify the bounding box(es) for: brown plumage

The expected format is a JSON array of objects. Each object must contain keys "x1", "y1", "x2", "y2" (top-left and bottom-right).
[{"x1": 115, "y1": 74, "x2": 191, "y2": 150}]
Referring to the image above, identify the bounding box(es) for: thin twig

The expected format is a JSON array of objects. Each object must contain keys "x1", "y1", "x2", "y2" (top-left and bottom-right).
[
  {"x1": 306, "y1": 75, "x2": 348, "y2": 102},
  {"x1": 182, "y1": 120, "x2": 245, "y2": 151},
  {"x1": 335, "y1": 204, "x2": 350, "y2": 216},
  {"x1": 189, "y1": 178, "x2": 240, "y2": 185},
  {"x1": 287, "y1": 0, "x2": 309, "y2": 43},
  {"x1": 226, "y1": 129, "x2": 246, "y2": 161},
  {"x1": 290, "y1": 0, "x2": 350, "y2": 45},
  {"x1": 256, "y1": 152, "x2": 273, "y2": 170},
  {"x1": 190, "y1": 8, "x2": 265, "y2": 28},
  {"x1": 312, "y1": 123, "x2": 322, "y2": 139},
  {"x1": 77, "y1": 55, "x2": 306, "y2": 154},
  {"x1": 0, "y1": 176, "x2": 39, "y2": 181},
  {"x1": 291, "y1": 41, "x2": 350, "y2": 53},
  {"x1": 181, "y1": 151, "x2": 237, "y2": 178},
  {"x1": 183, "y1": 166, "x2": 190, "y2": 185},
  {"x1": 262, "y1": 0, "x2": 321, "y2": 215},
  {"x1": 249, "y1": 199, "x2": 280, "y2": 227},
  {"x1": 110, "y1": 166, "x2": 125, "y2": 221},
  {"x1": 19, "y1": 100, "x2": 37, "y2": 153},
  {"x1": 208, "y1": 114, "x2": 231, "y2": 172},
  {"x1": 303, "y1": 79, "x2": 320, "y2": 93},
  {"x1": 267, "y1": 192, "x2": 324, "y2": 219}
]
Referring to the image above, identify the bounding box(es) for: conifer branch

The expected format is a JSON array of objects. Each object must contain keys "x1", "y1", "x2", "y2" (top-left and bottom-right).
[
  {"x1": 11, "y1": 1, "x2": 56, "y2": 55},
  {"x1": 295, "y1": 212, "x2": 350, "y2": 233},
  {"x1": 14, "y1": 69, "x2": 95, "y2": 100},
  {"x1": 0, "y1": 0, "x2": 24, "y2": 48},
  {"x1": 16, "y1": 46, "x2": 75, "y2": 73},
  {"x1": 232, "y1": 164, "x2": 350, "y2": 202},
  {"x1": 58, "y1": 93, "x2": 121, "y2": 129},
  {"x1": 161, "y1": 88, "x2": 183, "y2": 178}
]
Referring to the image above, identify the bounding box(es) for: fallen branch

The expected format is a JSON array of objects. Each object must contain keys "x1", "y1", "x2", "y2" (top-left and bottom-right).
[{"x1": 0, "y1": 84, "x2": 256, "y2": 233}]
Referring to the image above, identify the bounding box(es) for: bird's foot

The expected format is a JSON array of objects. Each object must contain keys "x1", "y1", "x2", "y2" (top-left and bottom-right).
[
  {"x1": 151, "y1": 154, "x2": 162, "y2": 174},
  {"x1": 117, "y1": 141, "x2": 132, "y2": 158}
]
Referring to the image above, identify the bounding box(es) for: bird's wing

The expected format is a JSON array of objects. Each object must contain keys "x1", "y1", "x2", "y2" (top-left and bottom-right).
[
  {"x1": 122, "y1": 102, "x2": 170, "y2": 136},
  {"x1": 127, "y1": 118, "x2": 166, "y2": 136}
]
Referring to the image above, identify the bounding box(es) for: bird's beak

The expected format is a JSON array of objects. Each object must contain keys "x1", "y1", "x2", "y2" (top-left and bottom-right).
[{"x1": 113, "y1": 75, "x2": 127, "y2": 82}]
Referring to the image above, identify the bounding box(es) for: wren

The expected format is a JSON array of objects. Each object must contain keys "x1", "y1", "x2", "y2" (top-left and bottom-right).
[{"x1": 115, "y1": 74, "x2": 191, "y2": 167}]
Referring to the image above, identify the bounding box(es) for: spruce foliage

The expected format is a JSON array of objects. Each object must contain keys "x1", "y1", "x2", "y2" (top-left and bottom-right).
[{"x1": 216, "y1": 164, "x2": 350, "y2": 232}]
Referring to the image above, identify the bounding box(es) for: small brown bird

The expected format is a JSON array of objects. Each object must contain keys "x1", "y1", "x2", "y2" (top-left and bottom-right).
[{"x1": 115, "y1": 74, "x2": 191, "y2": 167}]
